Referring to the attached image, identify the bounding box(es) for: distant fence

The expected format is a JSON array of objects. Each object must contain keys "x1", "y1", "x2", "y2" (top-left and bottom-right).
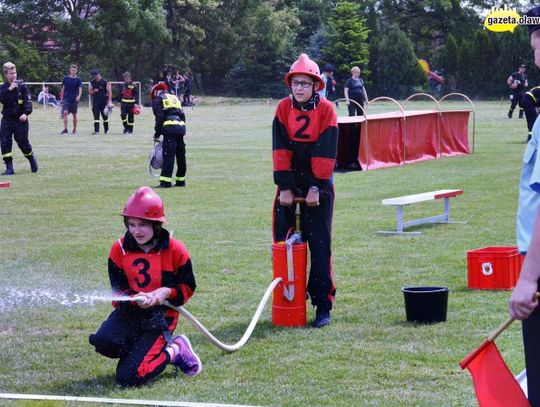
[{"x1": 25, "y1": 81, "x2": 142, "y2": 109}]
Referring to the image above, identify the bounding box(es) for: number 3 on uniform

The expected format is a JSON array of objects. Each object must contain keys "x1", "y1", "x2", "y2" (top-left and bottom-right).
[{"x1": 133, "y1": 258, "x2": 151, "y2": 288}]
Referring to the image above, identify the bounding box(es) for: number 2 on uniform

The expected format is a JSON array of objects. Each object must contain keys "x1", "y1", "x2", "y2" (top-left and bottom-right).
[
  {"x1": 133, "y1": 258, "x2": 151, "y2": 288},
  {"x1": 295, "y1": 115, "x2": 310, "y2": 139}
]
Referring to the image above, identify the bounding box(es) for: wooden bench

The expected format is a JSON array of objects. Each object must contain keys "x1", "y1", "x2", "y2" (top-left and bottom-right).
[{"x1": 379, "y1": 189, "x2": 464, "y2": 235}]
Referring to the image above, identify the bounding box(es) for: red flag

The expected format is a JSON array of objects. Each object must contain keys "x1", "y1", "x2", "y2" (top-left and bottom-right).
[{"x1": 460, "y1": 340, "x2": 530, "y2": 407}]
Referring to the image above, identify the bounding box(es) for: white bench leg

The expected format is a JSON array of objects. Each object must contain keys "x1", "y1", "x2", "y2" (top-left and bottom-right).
[
  {"x1": 396, "y1": 205, "x2": 403, "y2": 233},
  {"x1": 443, "y1": 197, "x2": 450, "y2": 222}
]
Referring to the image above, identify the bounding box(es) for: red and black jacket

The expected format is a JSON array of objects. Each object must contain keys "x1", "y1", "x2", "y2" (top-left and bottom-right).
[
  {"x1": 108, "y1": 228, "x2": 196, "y2": 317},
  {"x1": 272, "y1": 94, "x2": 337, "y2": 193},
  {"x1": 120, "y1": 81, "x2": 138, "y2": 104}
]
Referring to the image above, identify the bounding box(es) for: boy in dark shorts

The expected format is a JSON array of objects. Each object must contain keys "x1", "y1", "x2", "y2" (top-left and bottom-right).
[{"x1": 60, "y1": 64, "x2": 83, "y2": 134}]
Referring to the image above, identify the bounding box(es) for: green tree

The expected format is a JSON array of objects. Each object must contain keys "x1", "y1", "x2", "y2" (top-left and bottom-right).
[
  {"x1": 284, "y1": 0, "x2": 334, "y2": 48},
  {"x1": 0, "y1": 36, "x2": 50, "y2": 81},
  {"x1": 93, "y1": 0, "x2": 171, "y2": 81},
  {"x1": 375, "y1": 26, "x2": 425, "y2": 98},
  {"x1": 224, "y1": 2, "x2": 299, "y2": 97},
  {"x1": 378, "y1": 0, "x2": 481, "y2": 58},
  {"x1": 434, "y1": 33, "x2": 458, "y2": 92},
  {"x1": 456, "y1": 39, "x2": 474, "y2": 94},
  {"x1": 322, "y1": 1, "x2": 370, "y2": 84},
  {"x1": 470, "y1": 29, "x2": 497, "y2": 97}
]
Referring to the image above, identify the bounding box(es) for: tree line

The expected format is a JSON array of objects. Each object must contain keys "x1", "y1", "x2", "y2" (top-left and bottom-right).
[{"x1": 0, "y1": 0, "x2": 538, "y2": 100}]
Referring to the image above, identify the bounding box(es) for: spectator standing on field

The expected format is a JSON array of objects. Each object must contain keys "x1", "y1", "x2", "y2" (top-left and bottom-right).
[
  {"x1": 173, "y1": 70, "x2": 185, "y2": 97},
  {"x1": 507, "y1": 64, "x2": 528, "y2": 119},
  {"x1": 327, "y1": 71, "x2": 339, "y2": 107},
  {"x1": 344, "y1": 66, "x2": 368, "y2": 117},
  {"x1": 508, "y1": 7, "x2": 540, "y2": 406},
  {"x1": 0, "y1": 61, "x2": 38, "y2": 175},
  {"x1": 89, "y1": 69, "x2": 113, "y2": 135},
  {"x1": 60, "y1": 64, "x2": 83, "y2": 134},
  {"x1": 182, "y1": 71, "x2": 192, "y2": 106},
  {"x1": 318, "y1": 65, "x2": 333, "y2": 100}
]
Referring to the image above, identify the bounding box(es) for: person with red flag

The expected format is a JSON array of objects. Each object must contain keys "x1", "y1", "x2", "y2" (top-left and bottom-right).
[
  {"x1": 509, "y1": 7, "x2": 540, "y2": 406},
  {"x1": 89, "y1": 186, "x2": 201, "y2": 386},
  {"x1": 272, "y1": 53, "x2": 338, "y2": 328}
]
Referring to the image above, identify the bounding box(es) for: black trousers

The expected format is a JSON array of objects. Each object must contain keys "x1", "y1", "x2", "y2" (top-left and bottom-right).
[
  {"x1": 347, "y1": 97, "x2": 365, "y2": 117},
  {"x1": 160, "y1": 127, "x2": 186, "y2": 184},
  {"x1": 510, "y1": 91, "x2": 524, "y2": 111},
  {"x1": 520, "y1": 96, "x2": 539, "y2": 138},
  {"x1": 523, "y1": 299, "x2": 540, "y2": 406},
  {"x1": 121, "y1": 103, "x2": 135, "y2": 131},
  {"x1": 0, "y1": 118, "x2": 32, "y2": 163},
  {"x1": 89, "y1": 307, "x2": 176, "y2": 386},
  {"x1": 92, "y1": 101, "x2": 109, "y2": 133},
  {"x1": 273, "y1": 187, "x2": 336, "y2": 310}
]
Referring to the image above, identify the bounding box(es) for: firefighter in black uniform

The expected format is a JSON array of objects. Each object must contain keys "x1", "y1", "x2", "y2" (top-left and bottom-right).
[
  {"x1": 507, "y1": 64, "x2": 528, "y2": 119},
  {"x1": 89, "y1": 69, "x2": 113, "y2": 135},
  {"x1": 120, "y1": 71, "x2": 139, "y2": 134},
  {"x1": 520, "y1": 86, "x2": 540, "y2": 141},
  {"x1": 151, "y1": 82, "x2": 187, "y2": 188},
  {"x1": 0, "y1": 61, "x2": 37, "y2": 175}
]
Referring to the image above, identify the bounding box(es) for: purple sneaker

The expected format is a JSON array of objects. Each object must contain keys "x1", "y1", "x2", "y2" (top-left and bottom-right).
[{"x1": 171, "y1": 335, "x2": 202, "y2": 376}]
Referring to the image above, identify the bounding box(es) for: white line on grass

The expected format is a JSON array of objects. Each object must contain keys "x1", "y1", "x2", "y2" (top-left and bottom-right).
[{"x1": 0, "y1": 393, "x2": 260, "y2": 407}]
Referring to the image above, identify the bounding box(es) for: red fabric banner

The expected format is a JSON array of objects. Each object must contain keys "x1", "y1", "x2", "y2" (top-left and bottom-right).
[
  {"x1": 439, "y1": 111, "x2": 470, "y2": 156},
  {"x1": 337, "y1": 109, "x2": 471, "y2": 170},
  {"x1": 359, "y1": 116, "x2": 403, "y2": 169},
  {"x1": 460, "y1": 340, "x2": 530, "y2": 407}
]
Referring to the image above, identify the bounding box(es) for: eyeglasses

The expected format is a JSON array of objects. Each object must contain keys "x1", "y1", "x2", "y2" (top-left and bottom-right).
[{"x1": 291, "y1": 80, "x2": 314, "y2": 88}]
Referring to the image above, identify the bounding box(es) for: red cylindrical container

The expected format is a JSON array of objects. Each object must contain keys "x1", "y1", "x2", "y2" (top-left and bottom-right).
[{"x1": 271, "y1": 241, "x2": 308, "y2": 327}]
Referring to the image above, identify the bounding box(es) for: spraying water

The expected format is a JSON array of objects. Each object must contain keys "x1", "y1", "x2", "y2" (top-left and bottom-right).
[{"x1": 0, "y1": 287, "x2": 126, "y2": 313}]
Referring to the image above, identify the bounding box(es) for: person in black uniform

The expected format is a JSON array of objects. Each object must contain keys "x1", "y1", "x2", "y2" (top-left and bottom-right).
[
  {"x1": 120, "y1": 71, "x2": 139, "y2": 134},
  {"x1": 0, "y1": 61, "x2": 37, "y2": 175},
  {"x1": 507, "y1": 64, "x2": 528, "y2": 119},
  {"x1": 520, "y1": 86, "x2": 540, "y2": 142},
  {"x1": 89, "y1": 69, "x2": 112, "y2": 135},
  {"x1": 151, "y1": 82, "x2": 187, "y2": 188}
]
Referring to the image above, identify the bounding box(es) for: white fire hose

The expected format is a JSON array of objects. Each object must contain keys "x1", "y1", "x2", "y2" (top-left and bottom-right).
[{"x1": 129, "y1": 277, "x2": 282, "y2": 353}]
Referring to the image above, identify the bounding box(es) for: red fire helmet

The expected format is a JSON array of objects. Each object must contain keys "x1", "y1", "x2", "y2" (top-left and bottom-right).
[
  {"x1": 283, "y1": 53, "x2": 325, "y2": 91},
  {"x1": 122, "y1": 186, "x2": 167, "y2": 223},
  {"x1": 150, "y1": 82, "x2": 169, "y2": 100},
  {"x1": 131, "y1": 105, "x2": 141, "y2": 115}
]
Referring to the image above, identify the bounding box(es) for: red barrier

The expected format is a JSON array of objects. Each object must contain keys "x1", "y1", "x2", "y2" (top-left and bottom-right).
[{"x1": 337, "y1": 107, "x2": 472, "y2": 170}]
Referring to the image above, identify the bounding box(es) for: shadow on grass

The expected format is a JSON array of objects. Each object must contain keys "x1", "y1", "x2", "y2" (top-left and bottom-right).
[
  {"x1": 48, "y1": 373, "x2": 117, "y2": 396},
  {"x1": 190, "y1": 318, "x2": 306, "y2": 346}
]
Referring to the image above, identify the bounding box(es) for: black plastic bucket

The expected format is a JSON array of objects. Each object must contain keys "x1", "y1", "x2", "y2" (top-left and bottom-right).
[{"x1": 401, "y1": 286, "x2": 449, "y2": 324}]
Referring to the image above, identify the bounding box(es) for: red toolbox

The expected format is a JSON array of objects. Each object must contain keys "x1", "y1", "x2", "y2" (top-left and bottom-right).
[{"x1": 467, "y1": 246, "x2": 522, "y2": 290}]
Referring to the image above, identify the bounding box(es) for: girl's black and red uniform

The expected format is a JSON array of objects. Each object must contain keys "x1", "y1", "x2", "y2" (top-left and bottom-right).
[
  {"x1": 272, "y1": 93, "x2": 338, "y2": 312},
  {"x1": 89, "y1": 229, "x2": 196, "y2": 386},
  {"x1": 119, "y1": 81, "x2": 138, "y2": 134}
]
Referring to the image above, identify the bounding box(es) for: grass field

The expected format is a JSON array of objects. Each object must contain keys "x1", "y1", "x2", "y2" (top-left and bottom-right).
[{"x1": 0, "y1": 98, "x2": 530, "y2": 406}]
